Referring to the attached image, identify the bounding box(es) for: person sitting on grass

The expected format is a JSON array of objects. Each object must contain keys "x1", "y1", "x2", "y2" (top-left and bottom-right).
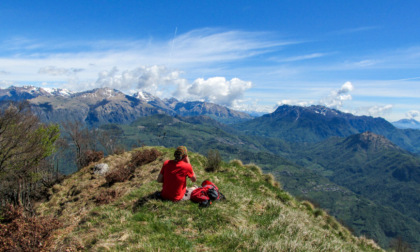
[{"x1": 157, "y1": 146, "x2": 197, "y2": 201}]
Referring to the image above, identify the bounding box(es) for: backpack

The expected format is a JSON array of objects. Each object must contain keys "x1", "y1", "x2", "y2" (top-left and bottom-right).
[{"x1": 190, "y1": 180, "x2": 223, "y2": 207}]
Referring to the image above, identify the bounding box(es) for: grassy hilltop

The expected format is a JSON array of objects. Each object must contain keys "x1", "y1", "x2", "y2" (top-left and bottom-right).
[{"x1": 36, "y1": 147, "x2": 382, "y2": 251}]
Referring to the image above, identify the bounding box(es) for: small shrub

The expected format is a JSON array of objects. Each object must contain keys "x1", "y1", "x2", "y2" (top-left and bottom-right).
[
  {"x1": 105, "y1": 164, "x2": 135, "y2": 185},
  {"x1": 94, "y1": 189, "x2": 122, "y2": 205},
  {"x1": 205, "y1": 149, "x2": 222, "y2": 172},
  {"x1": 131, "y1": 148, "x2": 162, "y2": 167},
  {"x1": 80, "y1": 150, "x2": 104, "y2": 167},
  {"x1": 112, "y1": 146, "x2": 126, "y2": 155},
  {"x1": 0, "y1": 204, "x2": 60, "y2": 251}
]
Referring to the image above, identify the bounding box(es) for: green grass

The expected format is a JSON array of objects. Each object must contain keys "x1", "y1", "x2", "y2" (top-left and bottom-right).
[{"x1": 37, "y1": 147, "x2": 382, "y2": 251}]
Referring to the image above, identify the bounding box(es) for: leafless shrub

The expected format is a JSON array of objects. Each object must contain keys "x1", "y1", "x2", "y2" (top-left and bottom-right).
[
  {"x1": 105, "y1": 164, "x2": 135, "y2": 186},
  {"x1": 0, "y1": 204, "x2": 60, "y2": 251},
  {"x1": 94, "y1": 189, "x2": 122, "y2": 205},
  {"x1": 80, "y1": 150, "x2": 104, "y2": 168},
  {"x1": 130, "y1": 148, "x2": 162, "y2": 167},
  {"x1": 112, "y1": 146, "x2": 126, "y2": 155}
]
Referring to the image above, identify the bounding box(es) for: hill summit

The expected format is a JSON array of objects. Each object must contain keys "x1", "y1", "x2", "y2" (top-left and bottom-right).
[
  {"x1": 36, "y1": 147, "x2": 381, "y2": 251},
  {"x1": 342, "y1": 131, "x2": 402, "y2": 152}
]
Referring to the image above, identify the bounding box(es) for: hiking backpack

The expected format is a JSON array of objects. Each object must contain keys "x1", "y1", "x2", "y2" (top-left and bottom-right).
[{"x1": 190, "y1": 180, "x2": 223, "y2": 207}]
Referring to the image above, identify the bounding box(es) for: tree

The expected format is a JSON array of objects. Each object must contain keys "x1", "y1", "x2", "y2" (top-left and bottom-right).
[
  {"x1": 0, "y1": 102, "x2": 60, "y2": 207},
  {"x1": 62, "y1": 120, "x2": 90, "y2": 170}
]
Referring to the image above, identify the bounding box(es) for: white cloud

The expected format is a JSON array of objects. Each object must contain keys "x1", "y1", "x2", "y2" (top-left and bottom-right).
[
  {"x1": 276, "y1": 99, "x2": 313, "y2": 107},
  {"x1": 92, "y1": 65, "x2": 252, "y2": 107},
  {"x1": 175, "y1": 77, "x2": 252, "y2": 107},
  {"x1": 320, "y1": 81, "x2": 354, "y2": 109},
  {"x1": 365, "y1": 104, "x2": 393, "y2": 117},
  {"x1": 94, "y1": 65, "x2": 185, "y2": 96},
  {"x1": 406, "y1": 110, "x2": 420, "y2": 119}
]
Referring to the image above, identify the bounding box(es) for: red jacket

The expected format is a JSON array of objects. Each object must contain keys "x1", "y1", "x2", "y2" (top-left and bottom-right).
[{"x1": 160, "y1": 160, "x2": 195, "y2": 201}]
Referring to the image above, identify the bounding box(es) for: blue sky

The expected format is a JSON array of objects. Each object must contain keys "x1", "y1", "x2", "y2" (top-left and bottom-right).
[{"x1": 1, "y1": 0, "x2": 420, "y2": 121}]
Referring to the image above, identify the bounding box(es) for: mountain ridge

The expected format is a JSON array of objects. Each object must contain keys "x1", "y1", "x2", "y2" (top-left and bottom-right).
[
  {"x1": 233, "y1": 104, "x2": 420, "y2": 153},
  {"x1": 0, "y1": 86, "x2": 253, "y2": 125},
  {"x1": 393, "y1": 118, "x2": 420, "y2": 129}
]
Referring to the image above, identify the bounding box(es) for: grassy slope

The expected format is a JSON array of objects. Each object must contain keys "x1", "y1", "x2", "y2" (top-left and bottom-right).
[
  {"x1": 95, "y1": 116, "x2": 417, "y2": 249},
  {"x1": 36, "y1": 147, "x2": 381, "y2": 251}
]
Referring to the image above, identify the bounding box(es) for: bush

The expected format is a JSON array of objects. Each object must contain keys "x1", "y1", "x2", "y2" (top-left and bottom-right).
[
  {"x1": 80, "y1": 150, "x2": 104, "y2": 168},
  {"x1": 0, "y1": 204, "x2": 60, "y2": 251},
  {"x1": 105, "y1": 164, "x2": 135, "y2": 185},
  {"x1": 131, "y1": 148, "x2": 162, "y2": 167},
  {"x1": 105, "y1": 148, "x2": 161, "y2": 186},
  {"x1": 94, "y1": 189, "x2": 122, "y2": 205},
  {"x1": 206, "y1": 149, "x2": 222, "y2": 172}
]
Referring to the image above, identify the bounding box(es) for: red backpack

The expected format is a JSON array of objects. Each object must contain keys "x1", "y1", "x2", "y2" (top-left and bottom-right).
[{"x1": 190, "y1": 180, "x2": 222, "y2": 207}]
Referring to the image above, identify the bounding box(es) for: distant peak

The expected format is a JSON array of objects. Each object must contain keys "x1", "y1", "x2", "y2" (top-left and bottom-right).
[
  {"x1": 77, "y1": 87, "x2": 123, "y2": 99},
  {"x1": 132, "y1": 91, "x2": 156, "y2": 102},
  {"x1": 392, "y1": 118, "x2": 420, "y2": 129},
  {"x1": 272, "y1": 104, "x2": 343, "y2": 118},
  {"x1": 0, "y1": 85, "x2": 73, "y2": 100},
  {"x1": 345, "y1": 131, "x2": 400, "y2": 151}
]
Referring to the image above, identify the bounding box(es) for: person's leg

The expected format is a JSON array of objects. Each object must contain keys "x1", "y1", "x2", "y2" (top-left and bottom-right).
[{"x1": 181, "y1": 186, "x2": 198, "y2": 201}]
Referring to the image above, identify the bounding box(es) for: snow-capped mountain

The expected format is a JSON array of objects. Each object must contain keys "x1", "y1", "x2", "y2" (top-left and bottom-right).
[
  {"x1": 0, "y1": 86, "x2": 73, "y2": 101},
  {"x1": 132, "y1": 91, "x2": 156, "y2": 102},
  {"x1": 0, "y1": 86, "x2": 253, "y2": 125}
]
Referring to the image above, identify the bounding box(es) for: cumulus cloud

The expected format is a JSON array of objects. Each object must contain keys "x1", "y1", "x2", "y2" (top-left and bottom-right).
[
  {"x1": 94, "y1": 65, "x2": 252, "y2": 107},
  {"x1": 320, "y1": 81, "x2": 354, "y2": 109},
  {"x1": 174, "y1": 76, "x2": 252, "y2": 107},
  {"x1": 95, "y1": 65, "x2": 185, "y2": 95},
  {"x1": 38, "y1": 66, "x2": 84, "y2": 76},
  {"x1": 406, "y1": 110, "x2": 420, "y2": 119}
]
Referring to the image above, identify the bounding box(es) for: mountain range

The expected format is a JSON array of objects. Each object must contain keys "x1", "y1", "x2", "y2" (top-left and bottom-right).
[
  {"x1": 0, "y1": 86, "x2": 252, "y2": 125},
  {"x1": 233, "y1": 104, "x2": 420, "y2": 154}
]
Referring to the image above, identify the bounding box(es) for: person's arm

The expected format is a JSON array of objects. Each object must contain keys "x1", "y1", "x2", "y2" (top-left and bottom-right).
[
  {"x1": 184, "y1": 155, "x2": 190, "y2": 164},
  {"x1": 190, "y1": 174, "x2": 197, "y2": 183},
  {"x1": 157, "y1": 173, "x2": 163, "y2": 183}
]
